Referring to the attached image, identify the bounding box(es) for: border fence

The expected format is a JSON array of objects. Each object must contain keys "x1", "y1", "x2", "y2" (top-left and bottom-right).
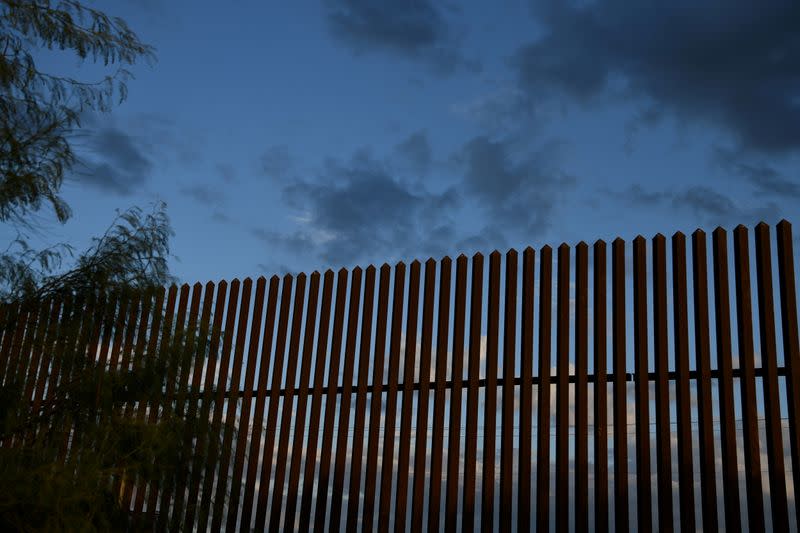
[{"x1": 2, "y1": 221, "x2": 800, "y2": 531}]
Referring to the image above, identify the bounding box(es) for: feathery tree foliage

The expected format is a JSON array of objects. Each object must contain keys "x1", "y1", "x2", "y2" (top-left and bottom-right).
[
  {"x1": 0, "y1": 0, "x2": 171, "y2": 302},
  {"x1": 0, "y1": 0, "x2": 154, "y2": 226},
  {"x1": 0, "y1": 3, "x2": 224, "y2": 530}
]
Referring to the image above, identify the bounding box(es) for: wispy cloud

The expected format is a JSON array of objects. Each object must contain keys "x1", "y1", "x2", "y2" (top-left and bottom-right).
[
  {"x1": 74, "y1": 126, "x2": 152, "y2": 195},
  {"x1": 324, "y1": 0, "x2": 479, "y2": 74},
  {"x1": 254, "y1": 146, "x2": 459, "y2": 268},
  {"x1": 608, "y1": 184, "x2": 781, "y2": 228}
]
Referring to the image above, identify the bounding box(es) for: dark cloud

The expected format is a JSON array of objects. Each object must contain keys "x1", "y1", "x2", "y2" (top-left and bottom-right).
[
  {"x1": 125, "y1": 112, "x2": 201, "y2": 166},
  {"x1": 256, "y1": 262, "x2": 294, "y2": 277},
  {"x1": 615, "y1": 184, "x2": 671, "y2": 207},
  {"x1": 324, "y1": 0, "x2": 477, "y2": 74},
  {"x1": 612, "y1": 184, "x2": 781, "y2": 227},
  {"x1": 211, "y1": 210, "x2": 233, "y2": 224},
  {"x1": 623, "y1": 106, "x2": 663, "y2": 153},
  {"x1": 455, "y1": 225, "x2": 507, "y2": 256},
  {"x1": 713, "y1": 146, "x2": 800, "y2": 198},
  {"x1": 252, "y1": 227, "x2": 314, "y2": 257},
  {"x1": 180, "y1": 183, "x2": 225, "y2": 207},
  {"x1": 451, "y1": 87, "x2": 531, "y2": 134},
  {"x1": 258, "y1": 149, "x2": 459, "y2": 267},
  {"x1": 512, "y1": 1, "x2": 800, "y2": 154},
  {"x1": 393, "y1": 130, "x2": 432, "y2": 176},
  {"x1": 457, "y1": 135, "x2": 575, "y2": 237},
  {"x1": 74, "y1": 127, "x2": 152, "y2": 195},
  {"x1": 72, "y1": 112, "x2": 197, "y2": 195},
  {"x1": 216, "y1": 163, "x2": 237, "y2": 183},
  {"x1": 259, "y1": 132, "x2": 574, "y2": 268},
  {"x1": 259, "y1": 145, "x2": 293, "y2": 180},
  {"x1": 674, "y1": 186, "x2": 737, "y2": 218}
]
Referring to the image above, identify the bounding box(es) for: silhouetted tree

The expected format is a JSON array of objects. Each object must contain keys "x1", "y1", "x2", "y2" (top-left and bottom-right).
[
  {"x1": 0, "y1": 0, "x2": 153, "y2": 225},
  {"x1": 0, "y1": 3, "x2": 223, "y2": 530},
  {"x1": 0, "y1": 0, "x2": 169, "y2": 300}
]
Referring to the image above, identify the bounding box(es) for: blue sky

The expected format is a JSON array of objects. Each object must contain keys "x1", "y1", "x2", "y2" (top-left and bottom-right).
[{"x1": 18, "y1": 0, "x2": 800, "y2": 285}]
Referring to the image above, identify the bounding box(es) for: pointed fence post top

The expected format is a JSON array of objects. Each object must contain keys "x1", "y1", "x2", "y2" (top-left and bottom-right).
[{"x1": 734, "y1": 223, "x2": 749, "y2": 234}]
